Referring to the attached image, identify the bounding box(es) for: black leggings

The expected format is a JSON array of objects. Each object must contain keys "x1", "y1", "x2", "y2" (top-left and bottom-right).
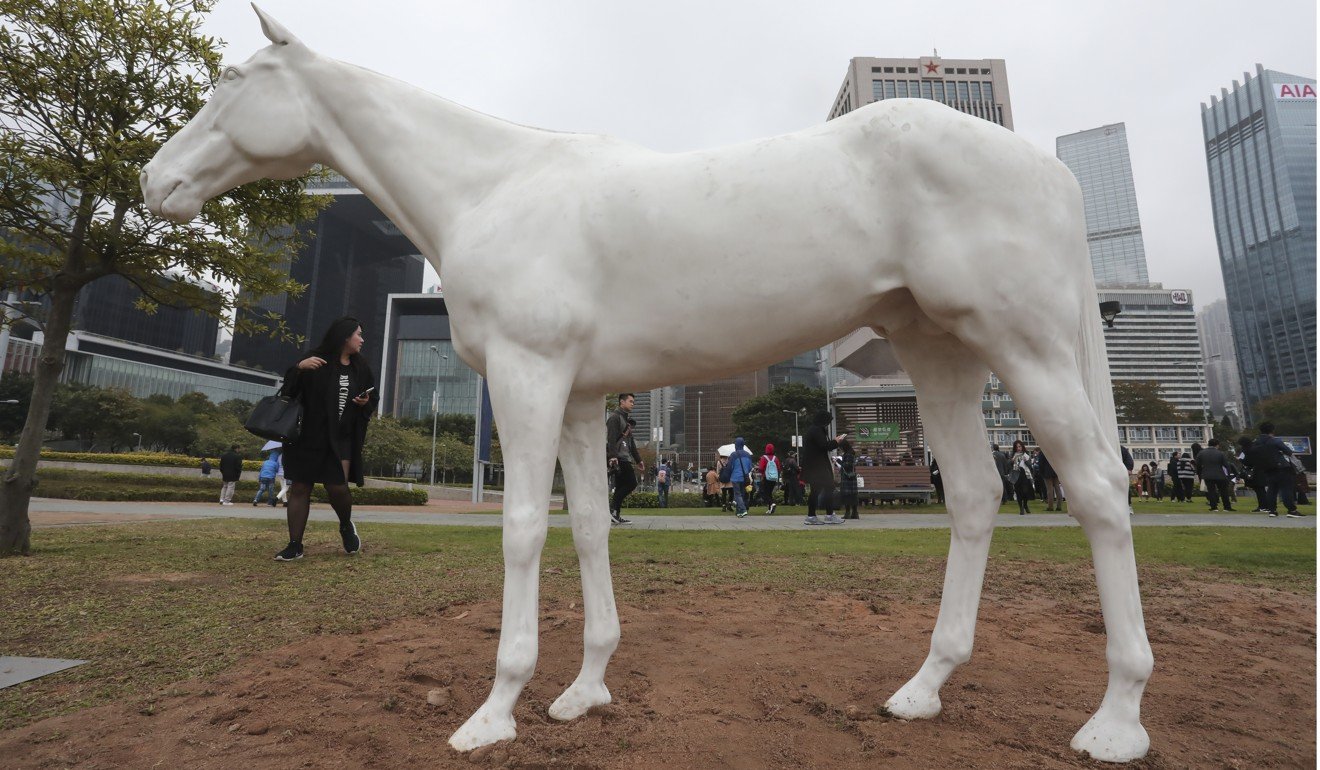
[
  {"x1": 286, "y1": 481, "x2": 353, "y2": 543},
  {"x1": 610, "y1": 463, "x2": 637, "y2": 513},
  {"x1": 807, "y1": 483, "x2": 835, "y2": 517}
]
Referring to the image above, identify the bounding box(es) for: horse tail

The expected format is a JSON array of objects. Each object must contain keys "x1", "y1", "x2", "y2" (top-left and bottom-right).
[{"x1": 1076, "y1": 270, "x2": 1118, "y2": 453}]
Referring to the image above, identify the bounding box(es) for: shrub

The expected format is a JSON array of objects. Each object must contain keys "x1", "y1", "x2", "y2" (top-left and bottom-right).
[
  {"x1": 620, "y1": 491, "x2": 704, "y2": 509},
  {"x1": 0, "y1": 447, "x2": 264, "y2": 471}
]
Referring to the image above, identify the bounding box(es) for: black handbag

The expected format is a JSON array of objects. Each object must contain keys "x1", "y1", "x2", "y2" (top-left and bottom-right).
[{"x1": 244, "y1": 384, "x2": 303, "y2": 443}]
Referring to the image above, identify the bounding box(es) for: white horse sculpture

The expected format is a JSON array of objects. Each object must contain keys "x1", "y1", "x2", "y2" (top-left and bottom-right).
[{"x1": 142, "y1": 7, "x2": 1153, "y2": 762}]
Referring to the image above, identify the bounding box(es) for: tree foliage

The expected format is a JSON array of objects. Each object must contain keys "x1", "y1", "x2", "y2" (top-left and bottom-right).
[
  {"x1": 730, "y1": 383, "x2": 827, "y2": 455},
  {"x1": 362, "y1": 417, "x2": 431, "y2": 478},
  {"x1": 0, "y1": 0, "x2": 328, "y2": 554},
  {"x1": 1252, "y1": 387, "x2": 1315, "y2": 440},
  {"x1": 1111, "y1": 380, "x2": 1187, "y2": 423}
]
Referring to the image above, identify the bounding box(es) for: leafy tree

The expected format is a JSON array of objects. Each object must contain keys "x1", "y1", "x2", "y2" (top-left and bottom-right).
[
  {"x1": 362, "y1": 417, "x2": 430, "y2": 478},
  {"x1": 215, "y1": 398, "x2": 253, "y2": 421},
  {"x1": 0, "y1": 373, "x2": 33, "y2": 438},
  {"x1": 431, "y1": 432, "x2": 469, "y2": 483},
  {"x1": 49, "y1": 383, "x2": 141, "y2": 449},
  {"x1": 0, "y1": 0, "x2": 327, "y2": 554},
  {"x1": 1252, "y1": 387, "x2": 1315, "y2": 440},
  {"x1": 1111, "y1": 380, "x2": 1185, "y2": 423},
  {"x1": 177, "y1": 391, "x2": 214, "y2": 416},
  {"x1": 730, "y1": 383, "x2": 827, "y2": 454},
  {"x1": 398, "y1": 412, "x2": 475, "y2": 444},
  {"x1": 138, "y1": 395, "x2": 198, "y2": 452},
  {"x1": 193, "y1": 409, "x2": 260, "y2": 459}
]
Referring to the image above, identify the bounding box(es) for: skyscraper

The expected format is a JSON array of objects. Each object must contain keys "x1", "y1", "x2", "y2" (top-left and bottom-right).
[
  {"x1": 1197, "y1": 298, "x2": 1245, "y2": 419},
  {"x1": 1098, "y1": 286, "x2": 1207, "y2": 416},
  {"x1": 1202, "y1": 65, "x2": 1316, "y2": 411},
  {"x1": 1056, "y1": 123, "x2": 1151, "y2": 286},
  {"x1": 230, "y1": 173, "x2": 426, "y2": 377},
  {"x1": 828, "y1": 55, "x2": 1013, "y2": 128}
]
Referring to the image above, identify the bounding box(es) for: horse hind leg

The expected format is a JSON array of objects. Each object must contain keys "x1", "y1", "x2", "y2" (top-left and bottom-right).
[
  {"x1": 547, "y1": 393, "x2": 620, "y2": 720},
  {"x1": 993, "y1": 353, "x2": 1153, "y2": 763},
  {"x1": 882, "y1": 330, "x2": 1001, "y2": 719}
]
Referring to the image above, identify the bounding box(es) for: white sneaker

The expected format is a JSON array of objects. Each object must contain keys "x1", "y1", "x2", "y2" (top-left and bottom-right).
[
  {"x1": 766, "y1": 503, "x2": 777, "y2": 515},
  {"x1": 823, "y1": 513, "x2": 843, "y2": 524}
]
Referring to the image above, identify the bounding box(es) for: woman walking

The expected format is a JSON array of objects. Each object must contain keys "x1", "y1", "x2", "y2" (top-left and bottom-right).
[
  {"x1": 1009, "y1": 440, "x2": 1035, "y2": 515},
  {"x1": 838, "y1": 439, "x2": 860, "y2": 519},
  {"x1": 801, "y1": 410, "x2": 846, "y2": 525},
  {"x1": 274, "y1": 317, "x2": 377, "y2": 561}
]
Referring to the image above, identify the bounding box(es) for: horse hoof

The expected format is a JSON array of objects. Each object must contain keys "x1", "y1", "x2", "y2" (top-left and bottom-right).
[
  {"x1": 548, "y1": 681, "x2": 612, "y2": 721},
  {"x1": 449, "y1": 706, "x2": 516, "y2": 752},
  {"x1": 884, "y1": 682, "x2": 942, "y2": 719},
  {"x1": 1070, "y1": 709, "x2": 1149, "y2": 762}
]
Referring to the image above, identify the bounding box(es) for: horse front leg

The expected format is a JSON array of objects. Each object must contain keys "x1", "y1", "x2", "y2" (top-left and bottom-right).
[
  {"x1": 548, "y1": 393, "x2": 620, "y2": 720},
  {"x1": 449, "y1": 349, "x2": 572, "y2": 752}
]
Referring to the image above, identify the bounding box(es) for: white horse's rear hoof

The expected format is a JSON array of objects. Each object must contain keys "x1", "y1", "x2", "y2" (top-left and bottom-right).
[
  {"x1": 448, "y1": 706, "x2": 516, "y2": 752},
  {"x1": 548, "y1": 680, "x2": 611, "y2": 721},
  {"x1": 1070, "y1": 708, "x2": 1149, "y2": 763},
  {"x1": 885, "y1": 680, "x2": 942, "y2": 719}
]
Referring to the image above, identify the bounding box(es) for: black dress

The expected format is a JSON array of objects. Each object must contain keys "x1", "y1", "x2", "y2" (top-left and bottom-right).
[{"x1": 281, "y1": 357, "x2": 376, "y2": 486}]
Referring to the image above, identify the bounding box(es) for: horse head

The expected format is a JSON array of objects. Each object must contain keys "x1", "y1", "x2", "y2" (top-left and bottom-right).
[{"x1": 141, "y1": 4, "x2": 319, "y2": 223}]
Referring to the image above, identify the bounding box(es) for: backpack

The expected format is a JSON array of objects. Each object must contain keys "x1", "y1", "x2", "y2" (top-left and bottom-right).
[
  {"x1": 764, "y1": 456, "x2": 779, "y2": 481},
  {"x1": 718, "y1": 461, "x2": 732, "y2": 483},
  {"x1": 657, "y1": 468, "x2": 667, "y2": 483}
]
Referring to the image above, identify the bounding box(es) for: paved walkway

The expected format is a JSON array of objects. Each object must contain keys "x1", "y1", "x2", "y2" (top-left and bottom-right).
[{"x1": 27, "y1": 498, "x2": 1316, "y2": 530}]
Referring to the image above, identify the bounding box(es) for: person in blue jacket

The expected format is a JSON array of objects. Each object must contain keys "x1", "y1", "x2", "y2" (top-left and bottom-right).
[
  {"x1": 727, "y1": 437, "x2": 755, "y2": 519},
  {"x1": 253, "y1": 447, "x2": 281, "y2": 507}
]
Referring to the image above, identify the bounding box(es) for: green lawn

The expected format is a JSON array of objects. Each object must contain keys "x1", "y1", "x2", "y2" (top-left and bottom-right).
[
  {"x1": 542, "y1": 497, "x2": 1314, "y2": 517},
  {"x1": 0, "y1": 519, "x2": 1312, "y2": 731}
]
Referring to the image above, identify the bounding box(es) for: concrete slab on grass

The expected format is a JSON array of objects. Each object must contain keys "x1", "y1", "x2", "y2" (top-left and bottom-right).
[{"x1": 0, "y1": 656, "x2": 88, "y2": 689}]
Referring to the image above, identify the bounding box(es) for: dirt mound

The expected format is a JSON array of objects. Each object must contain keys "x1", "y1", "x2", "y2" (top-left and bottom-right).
[{"x1": 3, "y1": 584, "x2": 1313, "y2": 768}]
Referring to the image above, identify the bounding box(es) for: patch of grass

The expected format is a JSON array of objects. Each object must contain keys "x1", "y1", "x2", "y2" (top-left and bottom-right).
[{"x1": 0, "y1": 519, "x2": 1311, "y2": 732}]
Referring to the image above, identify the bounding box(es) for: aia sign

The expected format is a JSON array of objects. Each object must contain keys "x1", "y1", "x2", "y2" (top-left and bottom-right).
[{"x1": 1274, "y1": 83, "x2": 1317, "y2": 100}]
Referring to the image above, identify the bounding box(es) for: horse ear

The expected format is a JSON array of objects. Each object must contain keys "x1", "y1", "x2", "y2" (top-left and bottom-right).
[{"x1": 251, "y1": 3, "x2": 303, "y2": 47}]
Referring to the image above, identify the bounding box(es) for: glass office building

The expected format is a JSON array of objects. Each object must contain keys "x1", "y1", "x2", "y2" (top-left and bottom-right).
[
  {"x1": 1056, "y1": 123, "x2": 1152, "y2": 286},
  {"x1": 231, "y1": 173, "x2": 426, "y2": 378},
  {"x1": 1202, "y1": 65, "x2": 1316, "y2": 410},
  {"x1": 379, "y1": 293, "x2": 482, "y2": 421}
]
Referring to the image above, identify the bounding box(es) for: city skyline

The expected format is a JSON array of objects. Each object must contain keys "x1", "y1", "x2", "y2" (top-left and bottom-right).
[{"x1": 196, "y1": 0, "x2": 1315, "y2": 309}]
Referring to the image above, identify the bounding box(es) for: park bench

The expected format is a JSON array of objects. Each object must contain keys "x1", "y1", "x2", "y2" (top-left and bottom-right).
[{"x1": 855, "y1": 465, "x2": 935, "y2": 506}]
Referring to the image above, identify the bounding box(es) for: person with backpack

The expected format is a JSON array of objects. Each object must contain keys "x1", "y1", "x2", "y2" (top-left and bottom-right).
[
  {"x1": 782, "y1": 451, "x2": 801, "y2": 505},
  {"x1": 724, "y1": 437, "x2": 755, "y2": 518},
  {"x1": 1246, "y1": 422, "x2": 1301, "y2": 518},
  {"x1": 757, "y1": 443, "x2": 781, "y2": 515}
]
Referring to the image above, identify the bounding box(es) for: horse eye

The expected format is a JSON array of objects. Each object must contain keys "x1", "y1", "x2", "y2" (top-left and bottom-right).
[{"x1": 223, "y1": 68, "x2": 240, "y2": 82}]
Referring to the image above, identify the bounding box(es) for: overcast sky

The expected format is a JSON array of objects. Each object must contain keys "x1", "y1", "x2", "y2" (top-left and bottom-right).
[{"x1": 202, "y1": 0, "x2": 1316, "y2": 307}]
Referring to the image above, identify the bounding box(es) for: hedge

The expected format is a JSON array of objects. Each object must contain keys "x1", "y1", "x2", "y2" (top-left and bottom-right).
[
  {"x1": 0, "y1": 447, "x2": 264, "y2": 471},
  {"x1": 37, "y1": 484, "x2": 428, "y2": 505},
  {"x1": 620, "y1": 491, "x2": 704, "y2": 509}
]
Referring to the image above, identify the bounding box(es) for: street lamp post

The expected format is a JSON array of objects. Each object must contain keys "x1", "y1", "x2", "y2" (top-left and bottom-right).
[
  {"x1": 132, "y1": 432, "x2": 142, "y2": 451},
  {"x1": 429, "y1": 345, "x2": 447, "y2": 485},
  {"x1": 696, "y1": 390, "x2": 703, "y2": 470}
]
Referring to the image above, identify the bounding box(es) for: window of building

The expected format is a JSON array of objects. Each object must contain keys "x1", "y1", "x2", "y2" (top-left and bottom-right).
[
  {"x1": 896, "y1": 80, "x2": 909, "y2": 98},
  {"x1": 957, "y1": 81, "x2": 970, "y2": 101},
  {"x1": 970, "y1": 82, "x2": 982, "y2": 101},
  {"x1": 956, "y1": 67, "x2": 966, "y2": 74},
  {"x1": 920, "y1": 81, "x2": 933, "y2": 99},
  {"x1": 1128, "y1": 427, "x2": 1152, "y2": 442},
  {"x1": 980, "y1": 68, "x2": 990, "y2": 74},
  {"x1": 983, "y1": 82, "x2": 994, "y2": 102},
  {"x1": 907, "y1": 66, "x2": 917, "y2": 73},
  {"x1": 1155, "y1": 427, "x2": 1179, "y2": 442},
  {"x1": 883, "y1": 80, "x2": 896, "y2": 99},
  {"x1": 883, "y1": 66, "x2": 893, "y2": 73}
]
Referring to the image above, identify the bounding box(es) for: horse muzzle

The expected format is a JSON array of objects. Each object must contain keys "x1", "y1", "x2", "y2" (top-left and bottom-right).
[{"x1": 140, "y1": 164, "x2": 201, "y2": 223}]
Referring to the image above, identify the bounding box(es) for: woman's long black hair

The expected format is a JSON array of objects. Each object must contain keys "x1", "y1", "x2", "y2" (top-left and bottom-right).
[{"x1": 308, "y1": 316, "x2": 369, "y2": 377}]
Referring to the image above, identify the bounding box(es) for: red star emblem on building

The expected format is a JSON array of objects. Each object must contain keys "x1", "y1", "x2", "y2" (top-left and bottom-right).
[{"x1": 924, "y1": 61, "x2": 940, "y2": 74}]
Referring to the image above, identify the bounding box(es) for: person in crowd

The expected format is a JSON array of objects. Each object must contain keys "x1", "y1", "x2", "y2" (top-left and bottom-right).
[
  {"x1": 200, "y1": 457, "x2": 212, "y2": 476},
  {"x1": 1177, "y1": 448, "x2": 1197, "y2": 503},
  {"x1": 253, "y1": 447, "x2": 281, "y2": 506},
  {"x1": 929, "y1": 456, "x2": 945, "y2": 505},
  {"x1": 275, "y1": 317, "x2": 376, "y2": 561},
  {"x1": 838, "y1": 439, "x2": 860, "y2": 519},
  {"x1": 1167, "y1": 450, "x2": 1184, "y2": 503},
  {"x1": 716, "y1": 455, "x2": 734, "y2": 511},
  {"x1": 1195, "y1": 438, "x2": 1235, "y2": 512},
  {"x1": 1037, "y1": 448, "x2": 1063, "y2": 511},
  {"x1": 1121, "y1": 444, "x2": 1135, "y2": 514},
  {"x1": 782, "y1": 451, "x2": 801, "y2": 505},
  {"x1": 757, "y1": 443, "x2": 781, "y2": 515},
  {"x1": 655, "y1": 457, "x2": 671, "y2": 509},
  {"x1": 1136, "y1": 463, "x2": 1151, "y2": 501},
  {"x1": 1246, "y1": 422, "x2": 1300, "y2": 518},
  {"x1": 991, "y1": 443, "x2": 1012, "y2": 504},
  {"x1": 1031, "y1": 449, "x2": 1047, "y2": 501},
  {"x1": 219, "y1": 444, "x2": 243, "y2": 506},
  {"x1": 606, "y1": 395, "x2": 641, "y2": 524},
  {"x1": 801, "y1": 410, "x2": 845, "y2": 525},
  {"x1": 704, "y1": 463, "x2": 720, "y2": 507},
  {"x1": 726, "y1": 437, "x2": 755, "y2": 518},
  {"x1": 1009, "y1": 440, "x2": 1034, "y2": 515},
  {"x1": 1151, "y1": 457, "x2": 1166, "y2": 502},
  {"x1": 1236, "y1": 435, "x2": 1265, "y2": 511}
]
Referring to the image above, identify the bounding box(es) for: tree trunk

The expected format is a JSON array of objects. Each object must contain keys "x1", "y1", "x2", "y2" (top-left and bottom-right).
[{"x1": 0, "y1": 283, "x2": 78, "y2": 556}]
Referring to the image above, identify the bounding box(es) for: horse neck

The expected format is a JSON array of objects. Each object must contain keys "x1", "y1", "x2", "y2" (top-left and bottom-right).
[{"x1": 306, "y1": 56, "x2": 540, "y2": 258}]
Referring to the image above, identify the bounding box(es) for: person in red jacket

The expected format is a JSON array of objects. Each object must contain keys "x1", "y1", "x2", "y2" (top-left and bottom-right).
[{"x1": 757, "y1": 443, "x2": 781, "y2": 515}]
